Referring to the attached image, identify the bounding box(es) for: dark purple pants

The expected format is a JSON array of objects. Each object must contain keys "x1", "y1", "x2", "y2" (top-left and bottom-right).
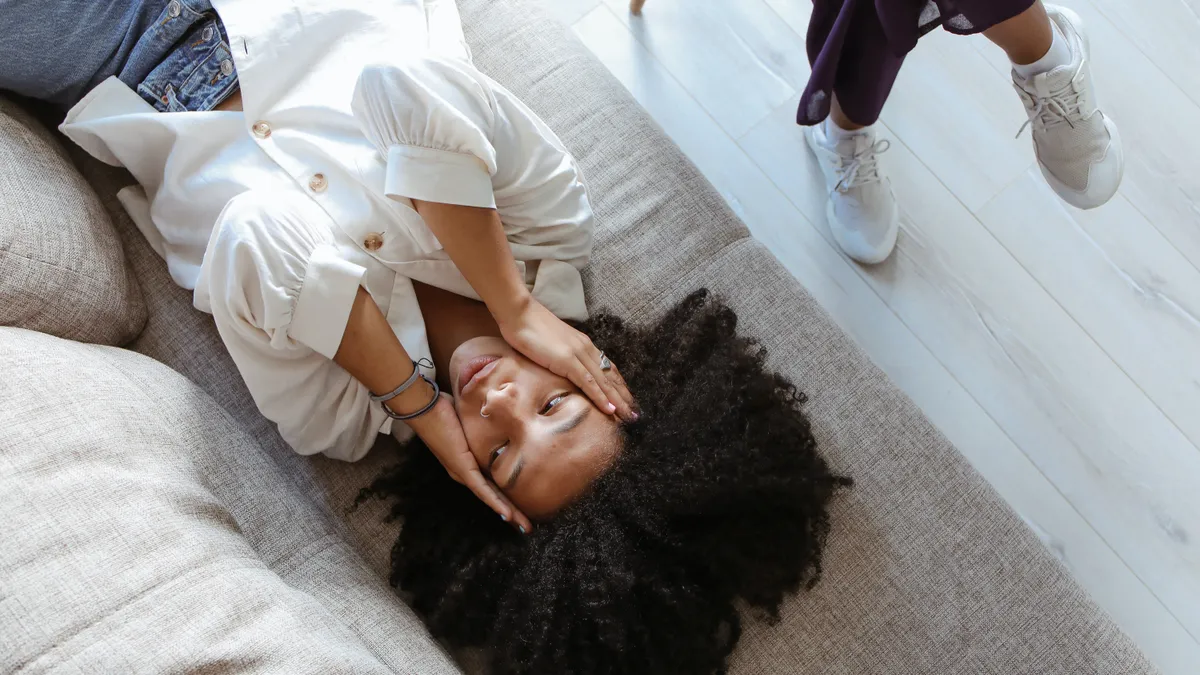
[{"x1": 798, "y1": 0, "x2": 1036, "y2": 126}]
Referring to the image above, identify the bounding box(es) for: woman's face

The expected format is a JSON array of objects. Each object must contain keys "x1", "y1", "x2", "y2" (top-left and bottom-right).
[{"x1": 449, "y1": 337, "x2": 622, "y2": 519}]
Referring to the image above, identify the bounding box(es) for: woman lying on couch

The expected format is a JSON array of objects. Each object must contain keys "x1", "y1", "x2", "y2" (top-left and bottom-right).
[
  {"x1": 36, "y1": 0, "x2": 641, "y2": 533},
  {"x1": 358, "y1": 286, "x2": 850, "y2": 675},
  {"x1": 9, "y1": 1, "x2": 848, "y2": 669}
]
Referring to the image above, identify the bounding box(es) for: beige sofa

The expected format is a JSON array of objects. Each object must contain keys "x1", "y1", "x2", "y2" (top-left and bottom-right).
[{"x1": 0, "y1": 0, "x2": 1156, "y2": 672}]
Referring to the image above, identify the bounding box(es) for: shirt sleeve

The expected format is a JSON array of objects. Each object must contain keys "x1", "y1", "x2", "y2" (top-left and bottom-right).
[
  {"x1": 198, "y1": 190, "x2": 386, "y2": 463},
  {"x1": 351, "y1": 53, "x2": 596, "y2": 319},
  {"x1": 352, "y1": 56, "x2": 499, "y2": 209}
]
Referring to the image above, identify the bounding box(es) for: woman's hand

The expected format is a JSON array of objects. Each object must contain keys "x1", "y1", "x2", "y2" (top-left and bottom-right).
[
  {"x1": 408, "y1": 202, "x2": 633, "y2": 418},
  {"x1": 331, "y1": 288, "x2": 531, "y2": 531},
  {"x1": 406, "y1": 392, "x2": 534, "y2": 534},
  {"x1": 498, "y1": 296, "x2": 636, "y2": 421}
]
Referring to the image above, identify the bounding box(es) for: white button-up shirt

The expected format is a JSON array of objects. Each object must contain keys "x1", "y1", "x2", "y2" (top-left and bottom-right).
[{"x1": 59, "y1": 0, "x2": 595, "y2": 461}]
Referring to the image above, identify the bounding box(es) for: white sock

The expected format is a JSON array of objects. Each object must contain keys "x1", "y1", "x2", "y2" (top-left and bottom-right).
[
  {"x1": 823, "y1": 117, "x2": 871, "y2": 143},
  {"x1": 1013, "y1": 24, "x2": 1071, "y2": 78}
]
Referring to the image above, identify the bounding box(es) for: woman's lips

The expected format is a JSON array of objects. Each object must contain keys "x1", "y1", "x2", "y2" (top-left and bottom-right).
[{"x1": 457, "y1": 355, "x2": 500, "y2": 398}]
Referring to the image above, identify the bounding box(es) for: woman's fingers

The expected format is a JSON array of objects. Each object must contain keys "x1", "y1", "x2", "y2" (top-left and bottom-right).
[
  {"x1": 584, "y1": 344, "x2": 635, "y2": 420},
  {"x1": 607, "y1": 362, "x2": 636, "y2": 413},
  {"x1": 579, "y1": 345, "x2": 635, "y2": 421},
  {"x1": 462, "y1": 468, "x2": 533, "y2": 534},
  {"x1": 570, "y1": 359, "x2": 616, "y2": 415}
]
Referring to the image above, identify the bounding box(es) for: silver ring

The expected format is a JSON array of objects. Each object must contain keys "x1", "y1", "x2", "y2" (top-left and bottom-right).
[{"x1": 599, "y1": 353, "x2": 612, "y2": 371}]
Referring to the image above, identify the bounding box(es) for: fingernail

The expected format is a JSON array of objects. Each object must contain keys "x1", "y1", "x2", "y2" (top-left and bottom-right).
[
  {"x1": 631, "y1": 411, "x2": 640, "y2": 421},
  {"x1": 518, "y1": 525, "x2": 527, "y2": 535},
  {"x1": 500, "y1": 513, "x2": 509, "y2": 522},
  {"x1": 607, "y1": 403, "x2": 617, "y2": 413}
]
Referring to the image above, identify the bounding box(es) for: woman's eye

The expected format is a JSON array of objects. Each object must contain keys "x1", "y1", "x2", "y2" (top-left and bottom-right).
[
  {"x1": 488, "y1": 444, "x2": 508, "y2": 472},
  {"x1": 540, "y1": 394, "x2": 567, "y2": 415}
]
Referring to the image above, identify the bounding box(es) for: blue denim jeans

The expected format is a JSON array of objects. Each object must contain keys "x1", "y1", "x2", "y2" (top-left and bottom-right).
[{"x1": 0, "y1": 0, "x2": 238, "y2": 111}]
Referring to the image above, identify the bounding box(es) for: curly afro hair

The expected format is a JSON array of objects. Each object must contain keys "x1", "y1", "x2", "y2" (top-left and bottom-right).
[{"x1": 357, "y1": 290, "x2": 851, "y2": 675}]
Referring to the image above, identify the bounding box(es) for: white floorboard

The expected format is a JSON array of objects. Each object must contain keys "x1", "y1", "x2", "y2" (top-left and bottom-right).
[
  {"x1": 977, "y1": 174, "x2": 1200, "y2": 455},
  {"x1": 558, "y1": 1, "x2": 1200, "y2": 672},
  {"x1": 596, "y1": 0, "x2": 805, "y2": 138},
  {"x1": 971, "y1": 0, "x2": 1200, "y2": 271},
  {"x1": 1086, "y1": 0, "x2": 1200, "y2": 107}
]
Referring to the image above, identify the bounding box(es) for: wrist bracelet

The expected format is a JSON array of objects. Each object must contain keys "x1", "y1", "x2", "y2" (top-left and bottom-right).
[
  {"x1": 382, "y1": 375, "x2": 441, "y2": 421},
  {"x1": 369, "y1": 359, "x2": 430, "y2": 404}
]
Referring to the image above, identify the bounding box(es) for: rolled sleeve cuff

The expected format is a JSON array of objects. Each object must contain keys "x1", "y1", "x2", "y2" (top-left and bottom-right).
[
  {"x1": 289, "y1": 246, "x2": 367, "y2": 360},
  {"x1": 384, "y1": 144, "x2": 496, "y2": 209}
]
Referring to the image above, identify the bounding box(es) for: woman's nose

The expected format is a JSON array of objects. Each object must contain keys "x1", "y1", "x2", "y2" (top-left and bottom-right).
[{"x1": 480, "y1": 382, "x2": 517, "y2": 419}]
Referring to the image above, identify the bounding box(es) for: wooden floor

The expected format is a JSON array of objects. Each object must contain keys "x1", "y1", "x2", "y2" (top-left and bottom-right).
[{"x1": 542, "y1": 0, "x2": 1200, "y2": 671}]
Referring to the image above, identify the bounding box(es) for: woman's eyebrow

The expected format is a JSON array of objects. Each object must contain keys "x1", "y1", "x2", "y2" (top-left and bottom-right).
[
  {"x1": 505, "y1": 407, "x2": 591, "y2": 490},
  {"x1": 554, "y1": 405, "x2": 591, "y2": 437},
  {"x1": 504, "y1": 456, "x2": 524, "y2": 490}
]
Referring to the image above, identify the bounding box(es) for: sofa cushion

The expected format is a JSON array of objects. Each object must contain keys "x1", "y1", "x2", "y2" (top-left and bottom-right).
[
  {"x1": 0, "y1": 97, "x2": 145, "y2": 345},
  {"x1": 0, "y1": 328, "x2": 460, "y2": 674}
]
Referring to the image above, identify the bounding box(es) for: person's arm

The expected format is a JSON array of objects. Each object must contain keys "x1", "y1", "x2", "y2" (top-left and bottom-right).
[
  {"x1": 334, "y1": 287, "x2": 532, "y2": 533},
  {"x1": 412, "y1": 199, "x2": 635, "y2": 420},
  {"x1": 351, "y1": 57, "x2": 634, "y2": 420}
]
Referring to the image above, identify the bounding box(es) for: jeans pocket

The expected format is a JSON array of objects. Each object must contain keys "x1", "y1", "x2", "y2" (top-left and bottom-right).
[{"x1": 137, "y1": 15, "x2": 238, "y2": 112}]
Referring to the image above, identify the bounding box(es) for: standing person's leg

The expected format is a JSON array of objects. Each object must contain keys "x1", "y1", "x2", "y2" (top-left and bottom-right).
[
  {"x1": 829, "y1": 98, "x2": 865, "y2": 132},
  {"x1": 983, "y1": 1, "x2": 1123, "y2": 209},
  {"x1": 982, "y1": 1, "x2": 1055, "y2": 66},
  {"x1": 0, "y1": 0, "x2": 171, "y2": 108},
  {"x1": 797, "y1": 0, "x2": 1121, "y2": 267},
  {"x1": 800, "y1": 0, "x2": 902, "y2": 265}
]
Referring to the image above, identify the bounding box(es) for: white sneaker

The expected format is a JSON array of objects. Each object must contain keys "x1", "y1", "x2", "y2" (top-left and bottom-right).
[
  {"x1": 1014, "y1": 5, "x2": 1123, "y2": 210},
  {"x1": 805, "y1": 123, "x2": 899, "y2": 264}
]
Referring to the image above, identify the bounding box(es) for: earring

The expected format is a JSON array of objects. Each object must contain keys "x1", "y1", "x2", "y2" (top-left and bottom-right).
[{"x1": 481, "y1": 408, "x2": 490, "y2": 418}]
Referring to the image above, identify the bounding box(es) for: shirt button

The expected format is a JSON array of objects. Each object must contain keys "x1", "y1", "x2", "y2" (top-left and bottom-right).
[
  {"x1": 252, "y1": 121, "x2": 271, "y2": 139},
  {"x1": 364, "y1": 233, "x2": 384, "y2": 251},
  {"x1": 220, "y1": 59, "x2": 234, "y2": 77},
  {"x1": 308, "y1": 173, "x2": 328, "y2": 193},
  {"x1": 202, "y1": 26, "x2": 214, "y2": 41},
  {"x1": 168, "y1": 0, "x2": 182, "y2": 18}
]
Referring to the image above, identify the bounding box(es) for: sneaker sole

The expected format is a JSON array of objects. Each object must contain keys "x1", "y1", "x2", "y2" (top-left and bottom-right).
[{"x1": 804, "y1": 126, "x2": 899, "y2": 265}]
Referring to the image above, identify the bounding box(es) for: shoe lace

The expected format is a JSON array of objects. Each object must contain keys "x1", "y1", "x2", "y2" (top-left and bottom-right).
[
  {"x1": 834, "y1": 139, "x2": 891, "y2": 194},
  {"x1": 1016, "y1": 82, "x2": 1083, "y2": 138}
]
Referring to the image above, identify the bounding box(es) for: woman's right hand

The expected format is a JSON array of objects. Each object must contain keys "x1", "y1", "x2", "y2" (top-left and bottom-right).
[{"x1": 403, "y1": 391, "x2": 533, "y2": 534}]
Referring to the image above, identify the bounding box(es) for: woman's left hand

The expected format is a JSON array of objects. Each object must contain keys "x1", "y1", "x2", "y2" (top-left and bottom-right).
[{"x1": 498, "y1": 297, "x2": 636, "y2": 421}]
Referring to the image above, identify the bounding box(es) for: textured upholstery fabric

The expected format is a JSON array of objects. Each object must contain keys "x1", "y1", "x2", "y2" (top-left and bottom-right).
[
  {"x1": 0, "y1": 97, "x2": 145, "y2": 345},
  {"x1": 45, "y1": 0, "x2": 1155, "y2": 672},
  {"x1": 652, "y1": 241, "x2": 1152, "y2": 673},
  {"x1": 0, "y1": 328, "x2": 460, "y2": 674}
]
